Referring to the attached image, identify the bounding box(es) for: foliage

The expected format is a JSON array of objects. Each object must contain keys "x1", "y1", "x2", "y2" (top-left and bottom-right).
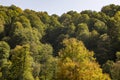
[
  {"x1": 1, "y1": 4, "x2": 120, "y2": 80},
  {"x1": 111, "y1": 61, "x2": 120, "y2": 80},
  {"x1": 9, "y1": 44, "x2": 34, "y2": 80},
  {"x1": 57, "y1": 38, "x2": 111, "y2": 80},
  {"x1": 0, "y1": 41, "x2": 11, "y2": 80}
]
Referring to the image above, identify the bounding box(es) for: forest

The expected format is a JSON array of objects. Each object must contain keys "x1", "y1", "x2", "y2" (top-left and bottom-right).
[{"x1": 0, "y1": 4, "x2": 120, "y2": 80}]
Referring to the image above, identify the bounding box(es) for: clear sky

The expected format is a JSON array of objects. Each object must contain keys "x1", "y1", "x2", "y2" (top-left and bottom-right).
[{"x1": 0, "y1": 0, "x2": 120, "y2": 15}]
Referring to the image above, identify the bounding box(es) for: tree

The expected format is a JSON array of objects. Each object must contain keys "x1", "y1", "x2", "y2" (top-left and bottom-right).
[
  {"x1": 9, "y1": 44, "x2": 34, "y2": 80},
  {"x1": 102, "y1": 60, "x2": 114, "y2": 77},
  {"x1": 107, "y1": 11, "x2": 120, "y2": 52},
  {"x1": 24, "y1": 10, "x2": 45, "y2": 37},
  {"x1": 9, "y1": 21, "x2": 41, "y2": 49},
  {"x1": 4, "y1": 5, "x2": 23, "y2": 37},
  {"x1": 101, "y1": 4, "x2": 120, "y2": 17},
  {"x1": 57, "y1": 38, "x2": 111, "y2": 80},
  {"x1": 0, "y1": 41, "x2": 11, "y2": 80},
  {"x1": 87, "y1": 30, "x2": 100, "y2": 50},
  {"x1": 75, "y1": 23, "x2": 89, "y2": 43},
  {"x1": 36, "y1": 12, "x2": 50, "y2": 24},
  {"x1": 95, "y1": 34, "x2": 113, "y2": 64},
  {"x1": 0, "y1": 14, "x2": 5, "y2": 36},
  {"x1": 94, "y1": 20, "x2": 107, "y2": 34},
  {"x1": 14, "y1": 15, "x2": 31, "y2": 28},
  {"x1": 78, "y1": 14, "x2": 90, "y2": 24},
  {"x1": 111, "y1": 61, "x2": 120, "y2": 80},
  {"x1": 62, "y1": 23, "x2": 76, "y2": 36},
  {"x1": 38, "y1": 44, "x2": 57, "y2": 80},
  {"x1": 66, "y1": 11, "x2": 81, "y2": 26},
  {"x1": 116, "y1": 52, "x2": 120, "y2": 61}
]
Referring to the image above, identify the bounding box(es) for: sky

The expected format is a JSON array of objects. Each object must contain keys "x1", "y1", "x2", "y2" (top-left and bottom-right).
[{"x1": 0, "y1": 0, "x2": 120, "y2": 15}]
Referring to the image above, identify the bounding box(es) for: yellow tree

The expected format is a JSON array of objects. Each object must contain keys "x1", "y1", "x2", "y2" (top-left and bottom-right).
[{"x1": 57, "y1": 38, "x2": 111, "y2": 80}]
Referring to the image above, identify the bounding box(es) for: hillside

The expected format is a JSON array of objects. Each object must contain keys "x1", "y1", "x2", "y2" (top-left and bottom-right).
[{"x1": 0, "y1": 4, "x2": 120, "y2": 80}]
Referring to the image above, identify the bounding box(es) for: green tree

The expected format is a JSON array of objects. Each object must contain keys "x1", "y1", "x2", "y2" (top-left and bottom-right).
[
  {"x1": 78, "y1": 14, "x2": 90, "y2": 24},
  {"x1": 102, "y1": 60, "x2": 114, "y2": 77},
  {"x1": 36, "y1": 12, "x2": 50, "y2": 24},
  {"x1": 67, "y1": 11, "x2": 81, "y2": 26},
  {"x1": 0, "y1": 15, "x2": 5, "y2": 39},
  {"x1": 75, "y1": 23, "x2": 89, "y2": 42},
  {"x1": 101, "y1": 4, "x2": 120, "y2": 17},
  {"x1": 4, "y1": 5, "x2": 23, "y2": 36},
  {"x1": 111, "y1": 61, "x2": 120, "y2": 80},
  {"x1": 0, "y1": 41, "x2": 11, "y2": 80},
  {"x1": 24, "y1": 10, "x2": 45, "y2": 37},
  {"x1": 9, "y1": 44, "x2": 34, "y2": 80},
  {"x1": 87, "y1": 30, "x2": 100, "y2": 50},
  {"x1": 116, "y1": 52, "x2": 120, "y2": 61},
  {"x1": 94, "y1": 20, "x2": 107, "y2": 34},
  {"x1": 59, "y1": 13, "x2": 72, "y2": 26},
  {"x1": 62, "y1": 23, "x2": 76, "y2": 36},
  {"x1": 107, "y1": 11, "x2": 120, "y2": 52},
  {"x1": 14, "y1": 15, "x2": 31, "y2": 28},
  {"x1": 38, "y1": 44, "x2": 57, "y2": 80},
  {"x1": 95, "y1": 34, "x2": 113, "y2": 64}
]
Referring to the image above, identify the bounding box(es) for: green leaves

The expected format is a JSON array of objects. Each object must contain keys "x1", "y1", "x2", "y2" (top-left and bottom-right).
[
  {"x1": 75, "y1": 23, "x2": 89, "y2": 41},
  {"x1": 2, "y1": 4, "x2": 120, "y2": 80},
  {"x1": 0, "y1": 41, "x2": 10, "y2": 80},
  {"x1": 111, "y1": 61, "x2": 120, "y2": 80},
  {"x1": 10, "y1": 44, "x2": 34, "y2": 80},
  {"x1": 0, "y1": 41, "x2": 10, "y2": 59}
]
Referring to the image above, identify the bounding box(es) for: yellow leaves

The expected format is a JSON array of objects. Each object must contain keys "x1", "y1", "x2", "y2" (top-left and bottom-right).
[
  {"x1": 58, "y1": 57, "x2": 111, "y2": 80},
  {"x1": 57, "y1": 57, "x2": 78, "y2": 80},
  {"x1": 57, "y1": 38, "x2": 111, "y2": 80},
  {"x1": 23, "y1": 71, "x2": 35, "y2": 80},
  {"x1": 62, "y1": 58, "x2": 76, "y2": 70},
  {"x1": 80, "y1": 61, "x2": 101, "y2": 80},
  {"x1": 59, "y1": 38, "x2": 94, "y2": 62}
]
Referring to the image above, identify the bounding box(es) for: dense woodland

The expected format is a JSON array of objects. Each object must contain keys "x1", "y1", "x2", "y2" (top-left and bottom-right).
[{"x1": 0, "y1": 4, "x2": 120, "y2": 80}]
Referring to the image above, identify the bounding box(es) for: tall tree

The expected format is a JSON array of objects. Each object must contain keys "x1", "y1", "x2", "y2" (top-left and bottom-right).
[
  {"x1": 108, "y1": 11, "x2": 120, "y2": 52},
  {"x1": 0, "y1": 41, "x2": 11, "y2": 80},
  {"x1": 9, "y1": 44, "x2": 34, "y2": 80},
  {"x1": 57, "y1": 38, "x2": 111, "y2": 80},
  {"x1": 38, "y1": 44, "x2": 57, "y2": 80}
]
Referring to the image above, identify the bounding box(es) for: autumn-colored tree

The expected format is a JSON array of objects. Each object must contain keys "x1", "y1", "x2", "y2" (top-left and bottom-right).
[{"x1": 57, "y1": 38, "x2": 111, "y2": 80}]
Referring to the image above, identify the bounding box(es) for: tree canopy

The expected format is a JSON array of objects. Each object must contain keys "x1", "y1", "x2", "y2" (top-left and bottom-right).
[{"x1": 1, "y1": 4, "x2": 120, "y2": 80}]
